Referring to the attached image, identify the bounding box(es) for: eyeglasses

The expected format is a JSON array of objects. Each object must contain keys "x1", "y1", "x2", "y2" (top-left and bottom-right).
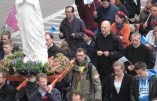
[{"x1": 0, "y1": 77, "x2": 4, "y2": 78}]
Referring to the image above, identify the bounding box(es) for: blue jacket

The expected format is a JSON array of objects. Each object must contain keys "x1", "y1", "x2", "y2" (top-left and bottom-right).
[
  {"x1": 130, "y1": 69, "x2": 157, "y2": 101},
  {"x1": 94, "y1": 4, "x2": 119, "y2": 26}
]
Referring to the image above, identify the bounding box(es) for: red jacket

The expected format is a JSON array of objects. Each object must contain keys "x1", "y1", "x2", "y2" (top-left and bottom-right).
[
  {"x1": 111, "y1": 23, "x2": 131, "y2": 48},
  {"x1": 75, "y1": 0, "x2": 100, "y2": 30}
]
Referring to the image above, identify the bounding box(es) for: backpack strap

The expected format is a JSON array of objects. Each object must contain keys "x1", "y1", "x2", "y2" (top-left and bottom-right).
[{"x1": 87, "y1": 63, "x2": 93, "y2": 83}]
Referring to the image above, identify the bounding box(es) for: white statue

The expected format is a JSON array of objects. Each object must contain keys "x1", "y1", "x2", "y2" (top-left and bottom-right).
[{"x1": 15, "y1": 0, "x2": 48, "y2": 63}]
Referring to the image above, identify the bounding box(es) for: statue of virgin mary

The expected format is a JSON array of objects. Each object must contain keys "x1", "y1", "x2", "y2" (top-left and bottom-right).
[{"x1": 15, "y1": 0, "x2": 48, "y2": 63}]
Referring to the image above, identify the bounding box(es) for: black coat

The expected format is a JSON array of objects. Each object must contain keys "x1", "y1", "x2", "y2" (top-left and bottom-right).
[
  {"x1": 124, "y1": 44, "x2": 155, "y2": 71},
  {"x1": 82, "y1": 39, "x2": 96, "y2": 65},
  {"x1": 104, "y1": 74, "x2": 132, "y2": 101},
  {"x1": 48, "y1": 43, "x2": 63, "y2": 58},
  {"x1": 124, "y1": 0, "x2": 141, "y2": 18},
  {"x1": 0, "y1": 83, "x2": 16, "y2": 101},
  {"x1": 116, "y1": 4, "x2": 128, "y2": 16},
  {"x1": 95, "y1": 32, "x2": 124, "y2": 76}
]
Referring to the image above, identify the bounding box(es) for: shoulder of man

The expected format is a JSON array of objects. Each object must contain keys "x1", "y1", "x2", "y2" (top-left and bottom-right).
[
  {"x1": 87, "y1": 63, "x2": 100, "y2": 79},
  {"x1": 60, "y1": 18, "x2": 67, "y2": 24},
  {"x1": 150, "y1": 75, "x2": 157, "y2": 80},
  {"x1": 74, "y1": 16, "x2": 85, "y2": 23},
  {"x1": 110, "y1": 4, "x2": 119, "y2": 10},
  {"x1": 132, "y1": 75, "x2": 139, "y2": 82}
]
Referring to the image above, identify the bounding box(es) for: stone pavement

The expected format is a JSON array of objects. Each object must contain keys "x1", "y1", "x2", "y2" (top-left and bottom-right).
[{"x1": 0, "y1": 0, "x2": 74, "y2": 29}]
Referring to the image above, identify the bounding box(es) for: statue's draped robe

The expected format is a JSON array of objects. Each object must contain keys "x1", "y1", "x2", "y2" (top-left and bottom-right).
[{"x1": 15, "y1": 0, "x2": 48, "y2": 63}]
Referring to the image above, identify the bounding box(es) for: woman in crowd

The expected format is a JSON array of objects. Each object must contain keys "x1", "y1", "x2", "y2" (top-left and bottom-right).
[
  {"x1": 111, "y1": 11, "x2": 131, "y2": 48},
  {"x1": 104, "y1": 61, "x2": 132, "y2": 101},
  {"x1": 146, "y1": 22, "x2": 157, "y2": 72},
  {"x1": 82, "y1": 29, "x2": 96, "y2": 65},
  {"x1": 60, "y1": 40, "x2": 73, "y2": 60},
  {"x1": 130, "y1": 0, "x2": 153, "y2": 36}
]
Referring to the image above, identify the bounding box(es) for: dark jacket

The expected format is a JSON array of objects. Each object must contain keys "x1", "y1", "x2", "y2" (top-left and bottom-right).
[
  {"x1": 0, "y1": 51, "x2": 4, "y2": 60},
  {"x1": 144, "y1": 16, "x2": 157, "y2": 34},
  {"x1": 95, "y1": 32, "x2": 124, "y2": 76},
  {"x1": 94, "y1": 4, "x2": 119, "y2": 26},
  {"x1": 82, "y1": 39, "x2": 96, "y2": 65},
  {"x1": 0, "y1": 41, "x2": 3, "y2": 51},
  {"x1": 124, "y1": 0, "x2": 141, "y2": 18},
  {"x1": 116, "y1": 4, "x2": 128, "y2": 16},
  {"x1": 48, "y1": 43, "x2": 63, "y2": 58},
  {"x1": 124, "y1": 44, "x2": 155, "y2": 72},
  {"x1": 28, "y1": 88, "x2": 62, "y2": 101},
  {"x1": 59, "y1": 16, "x2": 86, "y2": 57},
  {"x1": 130, "y1": 70, "x2": 157, "y2": 101},
  {"x1": 104, "y1": 74, "x2": 132, "y2": 101},
  {"x1": 0, "y1": 82, "x2": 16, "y2": 101}
]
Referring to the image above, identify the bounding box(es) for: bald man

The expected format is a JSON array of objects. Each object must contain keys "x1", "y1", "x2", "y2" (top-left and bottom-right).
[{"x1": 95, "y1": 20, "x2": 124, "y2": 100}]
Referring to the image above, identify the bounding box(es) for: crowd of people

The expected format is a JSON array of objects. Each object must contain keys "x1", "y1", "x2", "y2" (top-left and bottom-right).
[{"x1": 0, "y1": 0, "x2": 157, "y2": 101}]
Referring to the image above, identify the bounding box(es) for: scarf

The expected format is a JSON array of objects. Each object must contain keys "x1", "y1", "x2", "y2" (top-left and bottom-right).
[{"x1": 116, "y1": 22, "x2": 124, "y2": 35}]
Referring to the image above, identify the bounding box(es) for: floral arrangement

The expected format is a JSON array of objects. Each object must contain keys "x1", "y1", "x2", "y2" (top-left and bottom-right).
[
  {"x1": 0, "y1": 52, "x2": 72, "y2": 76},
  {"x1": 45, "y1": 53, "x2": 72, "y2": 75}
]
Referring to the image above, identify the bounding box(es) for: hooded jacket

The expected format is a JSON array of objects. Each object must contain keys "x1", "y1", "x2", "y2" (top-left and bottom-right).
[{"x1": 130, "y1": 69, "x2": 157, "y2": 101}]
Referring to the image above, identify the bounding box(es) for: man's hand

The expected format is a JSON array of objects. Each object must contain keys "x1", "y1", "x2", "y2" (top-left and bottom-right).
[
  {"x1": 129, "y1": 18, "x2": 136, "y2": 22},
  {"x1": 97, "y1": 51, "x2": 103, "y2": 56},
  {"x1": 59, "y1": 33, "x2": 63, "y2": 37},
  {"x1": 143, "y1": 22, "x2": 147, "y2": 28},
  {"x1": 45, "y1": 85, "x2": 53, "y2": 93},
  {"x1": 103, "y1": 51, "x2": 109, "y2": 57},
  {"x1": 128, "y1": 65, "x2": 134, "y2": 71},
  {"x1": 71, "y1": 33, "x2": 76, "y2": 38},
  {"x1": 70, "y1": 58, "x2": 75, "y2": 64}
]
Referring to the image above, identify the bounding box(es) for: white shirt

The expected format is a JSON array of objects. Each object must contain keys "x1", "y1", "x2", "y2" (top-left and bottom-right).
[
  {"x1": 134, "y1": 0, "x2": 138, "y2": 5},
  {"x1": 114, "y1": 81, "x2": 122, "y2": 94}
]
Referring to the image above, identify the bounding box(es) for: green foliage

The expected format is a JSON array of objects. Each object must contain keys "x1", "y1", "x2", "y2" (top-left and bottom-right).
[
  {"x1": 0, "y1": 52, "x2": 72, "y2": 76},
  {"x1": 7, "y1": 51, "x2": 24, "y2": 60},
  {"x1": 12, "y1": 58, "x2": 47, "y2": 75}
]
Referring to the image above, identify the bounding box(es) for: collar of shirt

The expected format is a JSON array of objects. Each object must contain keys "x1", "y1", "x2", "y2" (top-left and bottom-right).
[
  {"x1": 103, "y1": 32, "x2": 110, "y2": 37},
  {"x1": 133, "y1": 43, "x2": 141, "y2": 48},
  {"x1": 86, "y1": 40, "x2": 92, "y2": 45},
  {"x1": 134, "y1": 0, "x2": 137, "y2": 5},
  {"x1": 38, "y1": 87, "x2": 47, "y2": 96},
  {"x1": 48, "y1": 43, "x2": 54, "y2": 49}
]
